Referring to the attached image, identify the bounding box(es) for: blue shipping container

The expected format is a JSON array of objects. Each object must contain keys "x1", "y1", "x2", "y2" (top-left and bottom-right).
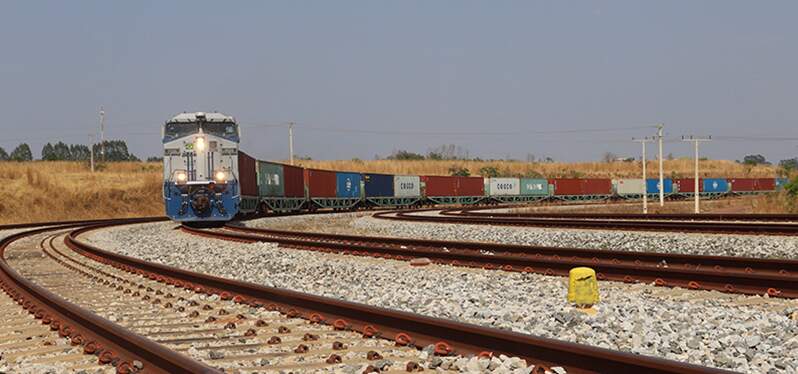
[
  {"x1": 646, "y1": 179, "x2": 673, "y2": 194},
  {"x1": 776, "y1": 178, "x2": 788, "y2": 189},
  {"x1": 336, "y1": 172, "x2": 362, "y2": 198},
  {"x1": 703, "y1": 178, "x2": 729, "y2": 193},
  {"x1": 364, "y1": 173, "x2": 394, "y2": 197}
]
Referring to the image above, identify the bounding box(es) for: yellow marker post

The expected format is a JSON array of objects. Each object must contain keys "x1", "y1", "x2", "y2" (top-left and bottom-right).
[{"x1": 568, "y1": 267, "x2": 600, "y2": 308}]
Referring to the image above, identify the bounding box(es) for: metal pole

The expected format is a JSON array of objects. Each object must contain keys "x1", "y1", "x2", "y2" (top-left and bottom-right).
[
  {"x1": 681, "y1": 135, "x2": 711, "y2": 214},
  {"x1": 288, "y1": 122, "x2": 295, "y2": 165},
  {"x1": 633, "y1": 137, "x2": 653, "y2": 214},
  {"x1": 99, "y1": 107, "x2": 107, "y2": 162},
  {"x1": 657, "y1": 124, "x2": 664, "y2": 206},
  {"x1": 89, "y1": 134, "x2": 95, "y2": 173}
]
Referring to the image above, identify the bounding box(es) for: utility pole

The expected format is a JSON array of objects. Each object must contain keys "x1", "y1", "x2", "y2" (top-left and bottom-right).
[
  {"x1": 99, "y1": 107, "x2": 106, "y2": 162},
  {"x1": 89, "y1": 134, "x2": 95, "y2": 173},
  {"x1": 657, "y1": 124, "x2": 665, "y2": 206},
  {"x1": 288, "y1": 122, "x2": 295, "y2": 165},
  {"x1": 633, "y1": 137, "x2": 653, "y2": 213},
  {"x1": 681, "y1": 135, "x2": 712, "y2": 213}
]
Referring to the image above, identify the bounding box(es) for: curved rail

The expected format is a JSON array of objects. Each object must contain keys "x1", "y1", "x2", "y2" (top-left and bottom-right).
[
  {"x1": 383, "y1": 209, "x2": 798, "y2": 235},
  {"x1": 443, "y1": 206, "x2": 798, "y2": 222},
  {"x1": 212, "y1": 222, "x2": 798, "y2": 298},
  {"x1": 59, "y1": 220, "x2": 731, "y2": 374},
  {"x1": 0, "y1": 218, "x2": 217, "y2": 374}
]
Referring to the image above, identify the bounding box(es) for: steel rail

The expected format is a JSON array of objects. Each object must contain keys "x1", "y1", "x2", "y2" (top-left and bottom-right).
[
  {"x1": 442, "y1": 207, "x2": 798, "y2": 222},
  {"x1": 62, "y1": 222, "x2": 732, "y2": 374},
  {"x1": 214, "y1": 223, "x2": 798, "y2": 298},
  {"x1": 0, "y1": 218, "x2": 218, "y2": 374},
  {"x1": 384, "y1": 210, "x2": 798, "y2": 235}
]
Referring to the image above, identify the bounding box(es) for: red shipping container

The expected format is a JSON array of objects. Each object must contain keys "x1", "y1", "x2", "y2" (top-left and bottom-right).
[
  {"x1": 756, "y1": 178, "x2": 776, "y2": 191},
  {"x1": 674, "y1": 178, "x2": 703, "y2": 193},
  {"x1": 584, "y1": 179, "x2": 612, "y2": 195},
  {"x1": 549, "y1": 178, "x2": 612, "y2": 196},
  {"x1": 283, "y1": 164, "x2": 306, "y2": 197},
  {"x1": 729, "y1": 178, "x2": 757, "y2": 192},
  {"x1": 456, "y1": 176, "x2": 485, "y2": 196},
  {"x1": 421, "y1": 176, "x2": 458, "y2": 196},
  {"x1": 237, "y1": 151, "x2": 258, "y2": 197},
  {"x1": 304, "y1": 168, "x2": 337, "y2": 197}
]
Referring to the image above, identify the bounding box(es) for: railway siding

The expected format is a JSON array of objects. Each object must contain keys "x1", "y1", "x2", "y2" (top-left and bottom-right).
[{"x1": 86, "y1": 222, "x2": 798, "y2": 373}]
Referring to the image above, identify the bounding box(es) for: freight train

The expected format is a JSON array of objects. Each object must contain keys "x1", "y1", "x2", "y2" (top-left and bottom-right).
[{"x1": 162, "y1": 112, "x2": 787, "y2": 222}]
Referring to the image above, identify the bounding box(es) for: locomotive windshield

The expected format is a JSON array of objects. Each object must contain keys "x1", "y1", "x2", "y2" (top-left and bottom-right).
[{"x1": 163, "y1": 122, "x2": 239, "y2": 142}]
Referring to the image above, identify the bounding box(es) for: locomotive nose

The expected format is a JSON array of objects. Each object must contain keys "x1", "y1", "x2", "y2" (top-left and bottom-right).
[{"x1": 191, "y1": 193, "x2": 211, "y2": 214}]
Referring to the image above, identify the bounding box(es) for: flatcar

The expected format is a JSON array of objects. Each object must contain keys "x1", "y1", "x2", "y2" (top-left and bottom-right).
[{"x1": 162, "y1": 112, "x2": 786, "y2": 222}]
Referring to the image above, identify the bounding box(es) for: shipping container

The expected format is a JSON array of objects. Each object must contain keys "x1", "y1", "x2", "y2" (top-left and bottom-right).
[
  {"x1": 257, "y1": 161, "x2": 284, "y2": 197},
  {"x1": 336, "y1": 172, "x2": 362, "y2": 198},
  {"x1": 776, "y1": 178, "x2": 788, "y2": 189},
  {"x1": 673, "y1": 178, "x2": 703, "y2": 193},
  {"x1": 237, "y1": 151, "x2": 258, "y2": 197},
  {"x1": 364, "y1": 173, "x2": 394, "y2": 197},
  {"x1": 394, "y1": 175, "x2": 421, "y2": 197},
  {"x1": 549, "y1": 179, "x2": 612, "y2": 196},
  {"x1": 304, "y1": 168, "x2": 337, "y2": 198},
  {"x1": 519, "y1": 178, "x2": 549, "y2": 196},
  {"x1": 703, "y1": 178, "x2": 729, "y2": 193},
  {"x1": 646, "y1": 179, "x2": 673, "y2": 194},
  {"x1": 756, "y1": 178, "x2": 776, "y2": 191},
  {"x1": 283, "y1": 164, "x2": 305, "y2": 197},
  {"x1": 614, "y1": 179, "x2": 646, "y2": 195},
  {"x1": 457, "y1": 176, "x2": 485, "y2": 196},
  {"x1": 729, "y1": 178, "x2": 757, "y2": 192},
  {"x1": 421, "y1": 176, "x2": 457, "y2": 196},
  {"x1": 486, "y1": 178, "x2": 520, "y2": 196}
]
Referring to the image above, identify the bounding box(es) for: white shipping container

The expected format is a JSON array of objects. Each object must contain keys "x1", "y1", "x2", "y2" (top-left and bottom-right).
[
  {"x1": 394, "y1": 175, "x2": 421, "y2": 197},
  {"x1": 614, "y1": 179, "x2": 645, "y2": 195},
  {"x1": 488, "y1": 178, "x2": 521, "y2": 196}
]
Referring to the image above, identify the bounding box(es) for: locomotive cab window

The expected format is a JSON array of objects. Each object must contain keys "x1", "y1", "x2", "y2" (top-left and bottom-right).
[{"x1": 163, "y1": 123, "x2": 199, "y2": 141}]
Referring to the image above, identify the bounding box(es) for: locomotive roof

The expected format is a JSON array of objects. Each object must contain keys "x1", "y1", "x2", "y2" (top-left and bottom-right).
[{"x1": 167, "y1": 112, "x2": 236, "y2": 123}]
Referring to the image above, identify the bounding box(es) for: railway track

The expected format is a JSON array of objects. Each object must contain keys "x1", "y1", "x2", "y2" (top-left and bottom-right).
[
  {"x1": 0, "y1": 219, "x2": 734, "y2": 373},
  {"x1": 186, "y1": 223, "x2": 798, "y2": 298},
  {"x1": 442, "y1": 207, "x2": 798, "y2": 222},
  {"x1": 380, "y1": 209, "x2": 798, "y2": 235}
]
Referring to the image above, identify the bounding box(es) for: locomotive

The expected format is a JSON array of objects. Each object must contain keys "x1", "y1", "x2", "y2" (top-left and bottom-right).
[
  {"x1": 162, "y1": 112, "x2": 786, "y2": 223},
  {"x1": 162, "y1": 112, "x2": 241, "y2": 222}
]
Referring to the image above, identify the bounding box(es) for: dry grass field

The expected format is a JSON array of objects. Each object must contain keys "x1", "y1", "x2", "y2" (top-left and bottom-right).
[
  {"x1": 0, "y1": 161, "x2": 162, "y2": 224},
  {"x1": 0, "y1": 159, "x2": 791, "y2": 224},
  {"x1": 296, "y1": 159, "x2": 778, "y2": 178}
]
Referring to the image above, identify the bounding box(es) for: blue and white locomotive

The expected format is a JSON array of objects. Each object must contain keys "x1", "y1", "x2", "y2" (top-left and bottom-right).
[{"x1": 162, "y1": 112, "x2": 241, "y2": 221}]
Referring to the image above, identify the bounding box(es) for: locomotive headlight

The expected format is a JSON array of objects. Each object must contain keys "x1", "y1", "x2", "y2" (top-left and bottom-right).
[
  {"x1": 214, "y1": 170, "x2": 227, "y2": 183},
  {"x1": 195, "y1": 137, "x2": 206, "y2": 151},
  {"x1": 174, "y1": 170, "x2": 188, "y2": 184}
]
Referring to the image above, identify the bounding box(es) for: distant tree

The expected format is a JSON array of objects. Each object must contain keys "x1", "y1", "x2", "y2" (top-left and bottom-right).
[
  {"x1": 448, "y1": 166, "x2": 470, "y2": 177},
  {"x1": 742, "y1": 154, "x2": 768, "y2": 165},
  {"x1": 667, "y1": 153, "x2": 674, "y2": 161},
  {"x1": 601, "y1": 152, "x2": 618, "y2": 163},
  {"x1": 146, "y1": 156, "x2": 164, "y2": 162},
  {"x1": 69, "y1": 144, "x2": 91, "y2": 161},
  {"x1": 544, "y1": 156, "x2": 554, "y2": 163},
  {"x1": 53, "y1": 141, "x2": 71, "y2": 160},
  {"x1": 0, "y1": 147, "x2": 8, "y2": 161},
  {"x1": 478, "y1": 166, "x2": 500, "y2": 178},
  {"x1": 779, "y1": 158, "x2": 798, "y2": 172},
  {"x1": 387, "y1": 150, "x2": 425, "y2": 161},
  {"x1": 41, "y1": 143, "x2": 56, "y2": 161},
  {"x1": 128, "y1": 154, "x2": 140, "y2": 162},
  {"x1": 93, "y1": 140, "x2": 133, "y2": 162},
  {"x1": 9, "y1": 143, "x2": 33, "y2": 161}
]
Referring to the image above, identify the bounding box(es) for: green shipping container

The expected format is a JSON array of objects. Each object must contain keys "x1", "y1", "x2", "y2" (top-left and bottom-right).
[
  {"x1": 257, "y1": 161, "x2": 285, "y2": 197},
  {"x1": 519, "y1": 178, "x2": 549, "y2": 196}
]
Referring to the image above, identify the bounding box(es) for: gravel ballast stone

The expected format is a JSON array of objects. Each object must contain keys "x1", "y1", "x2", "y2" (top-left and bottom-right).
[{"x1": 85, "y1": 221, "x2": 798, "y2": 373}]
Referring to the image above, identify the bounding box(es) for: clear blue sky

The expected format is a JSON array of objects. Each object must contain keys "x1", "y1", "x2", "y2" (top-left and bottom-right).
[{"x1": 1, "y1": 1, "x2": 796, "y2": 162}]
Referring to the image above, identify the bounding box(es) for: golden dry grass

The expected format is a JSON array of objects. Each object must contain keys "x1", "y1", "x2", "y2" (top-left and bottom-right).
[
  {"x1": 295, "y1": 159, "x2": 778, "y2": 178},
  {"x1": 0, "y1": 161, "x2": 163, "y2": 224}
]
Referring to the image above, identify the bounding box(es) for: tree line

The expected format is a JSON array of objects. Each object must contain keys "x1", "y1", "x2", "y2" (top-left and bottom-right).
[{"x1": 0, "y1": 140, "x2": 140, "y2": 162}]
